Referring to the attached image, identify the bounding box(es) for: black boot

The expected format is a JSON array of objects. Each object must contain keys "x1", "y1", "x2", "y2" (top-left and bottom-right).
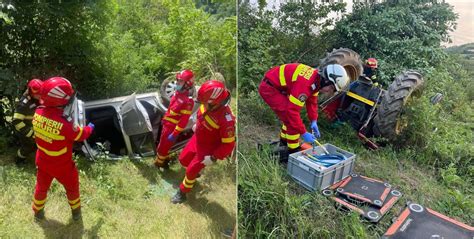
[
  {"x1": 281, "y1": 147, "x2": 301, "y2": 163},
  {"x1": 34, "y1": 209, "x2": 45, "y2": 221},
  {"x1": 279, "y1": 138, "x2": 287, "y2": 147},
  {"x1": 15, "y1": 156, "x2": 27, "y2": 165},
  {"x1": 171, "y1": 190, "x2": 187, "y2": 204},
  {"x1": 72, "y1": 208, "x2": 82, "y2": 221}
]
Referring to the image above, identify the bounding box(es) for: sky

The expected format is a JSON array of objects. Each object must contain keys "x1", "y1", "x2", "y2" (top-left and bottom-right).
[
  {"x1": 246, "y1": 0, "x2": 474, "y2": 47},
  {"x1": 444, "y1": 0, "x2": 474, "y2": 47}
]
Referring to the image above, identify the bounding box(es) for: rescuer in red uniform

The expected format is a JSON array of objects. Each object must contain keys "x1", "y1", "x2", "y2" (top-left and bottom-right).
[
  {"x1": 171, "y1": 80, "x2": 235, "y2": 204},
  {"x1": 154, "y1": 70, "x2": 195, "y2": 168},
  {"x1": 12, "y1": 79, "x2": 43, "y2": 165},
  {"x1": 31, "y1": 77, "x2": 94, "y2": 221},
  {"x1": 259, "y1": 63, "x2": 349, "y2": 159}
]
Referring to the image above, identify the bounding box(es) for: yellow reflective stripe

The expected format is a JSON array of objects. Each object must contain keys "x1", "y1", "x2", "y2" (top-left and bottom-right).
[
  {"x1": 13, "y1": 113, "x2": 25, "y2": 120},
  {"x1": 26, "y1": 129, "x2": 34, "y2": 137},
  {"x1": 37, "y1": 145, "x2": 67, "y2": 157},
  {"x1": 221, "y1": 137, "x2": 235, "y2": 143},
  {"x1": 280, "y1": 132, "x2": 286, "y2": 139},
  {"x1": 34, "y1": 126, "x2": 65, "y2": 140},
  {"x1": 164, "y1": 116, "x2": 179, "y2": 124},
  {"x1": 281, "y1": 124, "x2": 287, "y2": 130},
  {"x1": 279, "y1": 64, "x2": 287, "y2": 86},
  {"x1": 33, "y1": 197, "x2": 47, "y2": 205},
  {"x1": 25, "y1": 115, "x2": 34, "y2": 120},
  {"x1": 183, "y1": 176, "x2": 196, "y2": 188},
  {"x1": 15, "y1": 122, "x2": 26, "y2": 131},
  {"x1": 185, "y1": 177, "x2": 196, "y2": 184},
  {"x1": 289, "y1": 95, "x2": 304, "y2": 107},
  {"x1": 33, "y1": 204, "x2": 45, "y2": 210},
  {"x1": 158, "y1": 154, "x2": 168, "y2": 160},
  {"x1": 312, "y1": 92, "x2": 319, "y2": 97},
  {"x1": 286, "y1": 133, "x2": 300, "y2": 140},
  {"x1": 70, "y1": 202, "x2": 81, "y2": 209},
  {"x1": 183, "y1": 182, "x2": 194, "y2": 188},
  {"x1": 288, "y1": 142, "x2": 300, "y2": 149},
  {"x1": 292, "y1": 64, "x2": 306, "y2": 82},
  {"x1": 200, "y1": 104, "x2": 205, "y2": 113},
  {"x1": 68, "y1": 197, "x2": 80, "y2": 205},
  {"x1": 199, "y1": 104, "x2": 219, "y2": 129},
  {"x1": 175, "y1": 126, "x2": 184, "y2": 132},
  {"x1": 204, "y1": 115, "x2": 219, "y2": 129},
  {"x1": 169, "y1": 110, "x2": 179, "y2": 116},
  {"x1": 346, "y1": 91, "x2": 375, "y2": 106},
  {"x1": 180, "y1": 110, "x2": 192, "y2": 115},
  {"x1": 74, "y1": 127, "x2": 83, "y2": 141}
]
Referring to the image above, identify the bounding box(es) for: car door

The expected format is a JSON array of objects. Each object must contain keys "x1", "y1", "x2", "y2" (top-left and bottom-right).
[
  {"x1": 63, "y1": 96, "x2": 97, "y2": 160},
  {"x1": 118, "y1": 93, "x2": 154, "y2": 158}
]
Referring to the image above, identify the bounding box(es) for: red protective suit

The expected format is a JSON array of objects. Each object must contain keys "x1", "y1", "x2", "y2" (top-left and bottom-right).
[
  {"x1": 178, "y1": 104, "x2": 235, "y2": 193},
  {"x1": 155, "y1": 90, "x2": 194, "y2": 164},
  {"x1": 31, "y1": 106, "x2": 93, "y2": 213},
  {"x1": 259, "y1": 63, "x2": 321, "y2": 149}
]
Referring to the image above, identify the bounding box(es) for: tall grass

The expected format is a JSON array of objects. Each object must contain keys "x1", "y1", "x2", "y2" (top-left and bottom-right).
[{"x1": 0, "y1": 150, "x2": 236, "y2": 238}]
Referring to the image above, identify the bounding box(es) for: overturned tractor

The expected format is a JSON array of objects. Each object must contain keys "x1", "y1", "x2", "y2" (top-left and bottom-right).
[{"x1": 318, "y1": 48, "x2": 424, "y2": 149}]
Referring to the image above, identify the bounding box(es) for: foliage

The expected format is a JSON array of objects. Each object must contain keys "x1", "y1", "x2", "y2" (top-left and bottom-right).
[
  {"x1": 328, "y1": 0, "x2": 457, "y2": 85},
  {"x1": 238, "y1": 0, "x2": 345, "y2": 94},
  {"x1": 0, "y1": 0, "x2": 236, "y2": 135}
]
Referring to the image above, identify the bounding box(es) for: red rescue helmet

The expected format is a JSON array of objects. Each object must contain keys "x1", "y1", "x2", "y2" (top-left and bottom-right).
[
  {"x1": 27, "y1": 79, "x2": 43, "y2": 98},
  {"x1": 366, "y1": 58, "x2": 378, "y2": 69},
  {"x1": 176, "y1": 69, "x2": 195, "y2": 89},
  {"x1": 197, "y1": 80, "x2": 230, "y2": 106},
  {"x1": 41, "y1": 77, "x2": 74, "y2": 107}
]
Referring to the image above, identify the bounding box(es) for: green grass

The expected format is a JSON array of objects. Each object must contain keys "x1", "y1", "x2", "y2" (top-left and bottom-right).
[{"x1": 0, "y1": 150, "x2": 236, "y2": 238}]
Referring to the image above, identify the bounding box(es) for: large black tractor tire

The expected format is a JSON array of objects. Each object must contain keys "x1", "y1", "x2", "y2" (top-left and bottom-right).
[
  {"x1": 319, "y1": 48, "x2": 363, "y2": 82},
  {"x1": 160, "y1": 75, "x2": 196, "y2": 107},
  {"x1": 373, "y1": 71, "x2": 424, "y2": 142}
]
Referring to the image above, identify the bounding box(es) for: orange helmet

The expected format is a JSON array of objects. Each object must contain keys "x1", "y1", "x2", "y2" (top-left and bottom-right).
[
  {"x1": 366, "y1": 58, "x2": 378, "y2": 69},
  {"x1": 27, "y1": 79, "x2": 43, "y2": 98},
  {"x1": 197, "y1": 80, "x2": 230, "y2": 106},
  {"x1": 41, "y1": 77, "x2": 74, "y2": 107},
  {"x1": 176, "y1": 69, "x2": 195, "y2": 90}
]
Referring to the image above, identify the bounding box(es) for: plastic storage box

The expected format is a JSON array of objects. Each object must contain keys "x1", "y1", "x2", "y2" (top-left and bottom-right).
[{"x1": 287, "y1": 144, "x2": 356, "y2": 191}]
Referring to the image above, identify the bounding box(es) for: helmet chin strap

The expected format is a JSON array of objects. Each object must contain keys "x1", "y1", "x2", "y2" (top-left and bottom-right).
[
  {"x1": 319, "y1": 77, "x2": 333, "y2": 89},
  {"x1": 206, "y1": 94, "x2": 231, "y2": 112}
]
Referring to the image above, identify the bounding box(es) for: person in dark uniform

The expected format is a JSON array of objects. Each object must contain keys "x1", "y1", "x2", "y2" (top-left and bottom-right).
[{"x1": 12, "y1": 79, "x2": 43, "y2": 165}]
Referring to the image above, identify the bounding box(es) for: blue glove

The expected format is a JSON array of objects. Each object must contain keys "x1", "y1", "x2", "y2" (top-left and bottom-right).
[
  {"x1": 87, "y1": 122, "x2": 95, "y2": 130},
  {"x1": 167, "y1": 133, "x2": 177, "y2": 142},
  {"x1": 301, "y1": 132, "x2": 316, "y2": 143},
  {"x1": 311, "y1": 120, "x2": 321, "y2": 139}
]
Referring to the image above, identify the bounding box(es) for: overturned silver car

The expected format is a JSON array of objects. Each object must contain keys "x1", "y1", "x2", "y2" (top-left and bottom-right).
[{"x1": 65, "y1": 88, "x2": 198, "y2": 160}]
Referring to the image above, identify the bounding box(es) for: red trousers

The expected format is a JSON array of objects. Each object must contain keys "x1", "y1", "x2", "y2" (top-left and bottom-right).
[
  {"x1": 32, "y1": 160, "x2": 80, "y2": 212},
  {"x1": 178, "y1": 135, "x2": 207, "y2": 193},
  {"x1": 258, "y1": 81, "x2": 300, "y2": 149},
  {"x1": 156, "y1": 121, "x2": 176, "y2": 162}
]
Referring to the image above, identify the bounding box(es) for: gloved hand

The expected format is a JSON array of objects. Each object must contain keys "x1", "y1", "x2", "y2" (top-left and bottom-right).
[
  {"x1": 167, "y1": 133, "x2": 177, "y2": 142},
  {"x1": 87, "y1": 122, "x2": 95, "y2": 130},
  {"x1": 301, "y1": 132, "x2": 316, "y2": 143},
  {"x1": 202, "y1": 155, "x2": 215, "y2": 166},
  {"x1": 311, "y1": 120, "x2": 320, "y2": 139}
]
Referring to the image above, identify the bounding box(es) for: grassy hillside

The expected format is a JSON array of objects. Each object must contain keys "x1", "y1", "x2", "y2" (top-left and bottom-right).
[
  {"x1": 0, "y1": 147, "x2": 236, "y2": 238},
  {"x1": 238, "y1": 59, "x2": 474, "y2": 238}
]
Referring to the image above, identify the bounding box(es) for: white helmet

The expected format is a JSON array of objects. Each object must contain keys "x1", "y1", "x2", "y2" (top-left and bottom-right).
[{"x1": 323, "y1": 64, "x2": 349, "y2": 91}]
